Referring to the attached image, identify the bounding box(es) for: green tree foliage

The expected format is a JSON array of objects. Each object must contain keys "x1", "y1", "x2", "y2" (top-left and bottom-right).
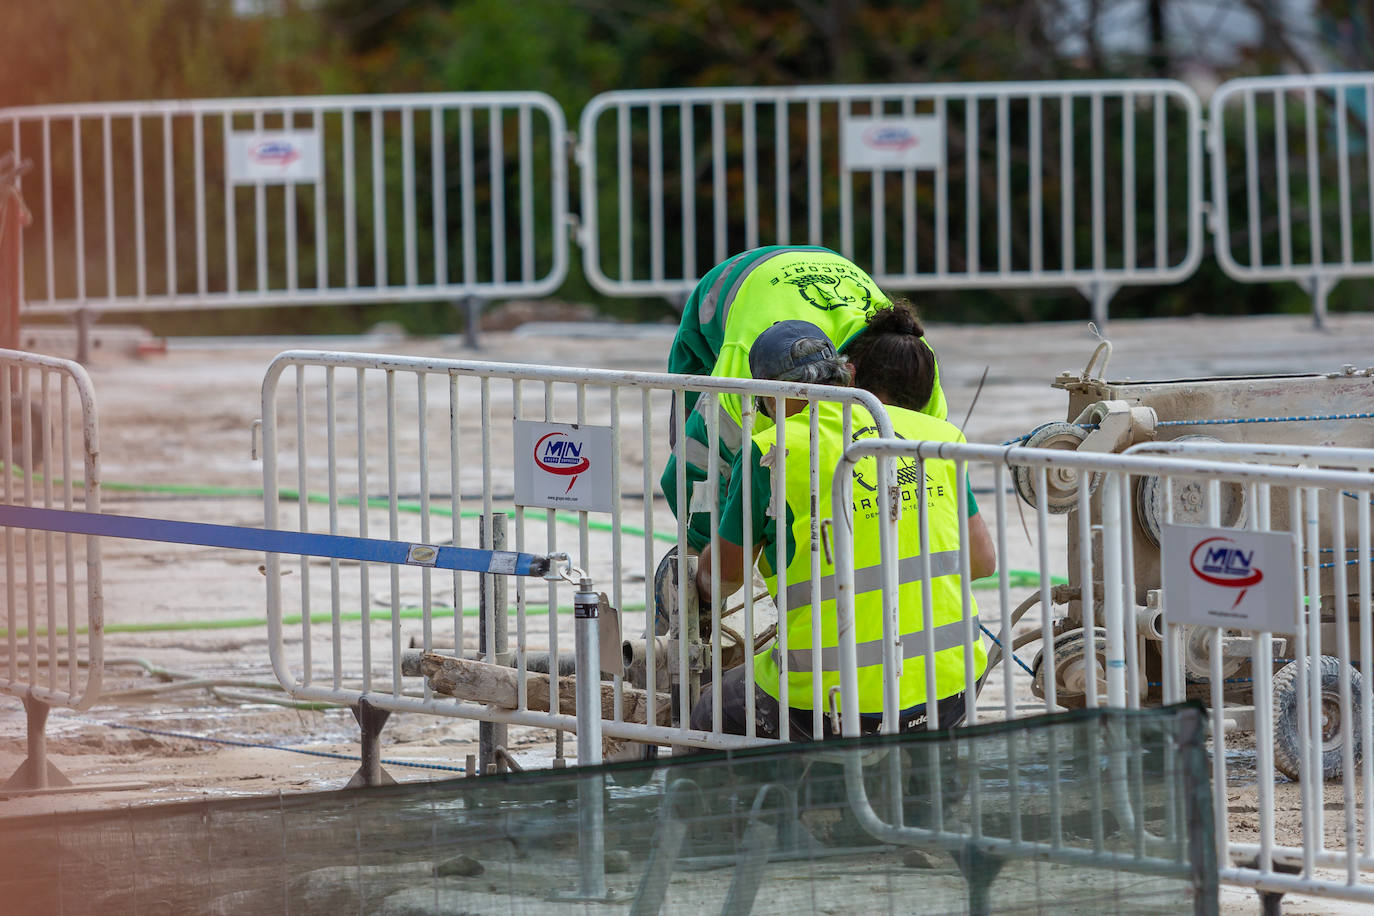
[{"x1": 2, "y1": 0, "x2": 1363, "y2": 331}]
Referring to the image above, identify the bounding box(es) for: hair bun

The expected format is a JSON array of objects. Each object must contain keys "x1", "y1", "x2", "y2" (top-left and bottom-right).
[{"x1": 869, "y1": 300, "x2": 924, "y2": 338}]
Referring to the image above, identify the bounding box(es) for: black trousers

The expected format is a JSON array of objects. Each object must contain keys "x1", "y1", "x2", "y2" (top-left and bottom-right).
[{"x1": 689, "y1": 664, "x2": 968, "y2": 741}]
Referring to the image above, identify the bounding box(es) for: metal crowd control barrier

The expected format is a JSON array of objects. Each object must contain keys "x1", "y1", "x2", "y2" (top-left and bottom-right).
[
  {"x1": 577, "y1": 80, "x2": 1204, "y2": 325},
  {"x1": 258, "y1": 350, "x2": 891, "y2": 752},
  {"x1": 0, "y1": 348, "x2": 102, "y2": 790},
  {"x1": 0, "y1": 92, "x2": 568, "y2": 338},
  {"x1": 1210, "y1": 72, "x2": 1374, "y2": 329},
  {"x1": 829, "y1": 436, "x2": 1374, "y2": 906}
]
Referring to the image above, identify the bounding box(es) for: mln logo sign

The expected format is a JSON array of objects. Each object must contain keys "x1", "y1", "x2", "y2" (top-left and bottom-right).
[
  {"x1": 513, "y1": 420, "x2": 613, "y2": 513},
  {"x1": 533, "y1": 431, "x2": 591, "y2": 493},
  {"x1": 1189, "y1": 536, "x2": 1263, "y2": 608},
  {"x1": 1163, "y1": 524, "x2": 1297, "y2": 635}
]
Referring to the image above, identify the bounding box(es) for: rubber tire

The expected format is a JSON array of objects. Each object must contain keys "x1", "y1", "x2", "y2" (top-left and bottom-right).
[{"x1": 1272, "y1": 655, "x2": 1363, "y2": 782}]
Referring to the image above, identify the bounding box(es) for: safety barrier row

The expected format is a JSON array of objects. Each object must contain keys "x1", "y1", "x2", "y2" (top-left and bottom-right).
[
  {"x1": 0, "y1": 93, "x2": 567, "y2": 313},
  {"x1": 258, "y1": 349, "x2": 892, "y2": 751},
  {"x1": 831, "y1": 435, "x2": 1374, "y2": 904},
  {"x1": 8, "y1": 72, "x2": 1374, "y2": 326}
]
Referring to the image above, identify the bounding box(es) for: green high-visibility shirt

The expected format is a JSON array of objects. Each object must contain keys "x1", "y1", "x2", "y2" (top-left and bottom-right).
[{"x1": 662, "y1": 246, "x2": 949, "y2": 550}]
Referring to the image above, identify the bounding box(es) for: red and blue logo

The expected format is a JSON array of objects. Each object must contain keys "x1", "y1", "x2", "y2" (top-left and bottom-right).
[
  {"x1": 534, "y1": 431, "x2": 591, "y2": 493},
  {"x1": 248, "y1": 139, "x2": 301, "y2": 169},
  {"x1": 1189, "y1": 536, "x2": 1263, "y2": 608},
  {"x1": 862, "y1": 124, "x2": 920, "y2": 153}
]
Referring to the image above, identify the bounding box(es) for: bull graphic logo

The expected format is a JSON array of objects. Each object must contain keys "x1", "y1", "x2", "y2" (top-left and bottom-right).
[
  {"x1": 784, "y1": 272, "x2": 875, "y2": 312},
  {"x1": 534, "y1": 431, "x2": 591, "y2": 493},
  {"x1": 1189, "y1": 536, "x2": 1264, "y2": 609}
]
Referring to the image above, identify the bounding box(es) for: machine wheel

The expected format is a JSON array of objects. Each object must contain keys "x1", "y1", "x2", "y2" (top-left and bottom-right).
[
  {"x1": 1030, "y1": 627, "x2": 1146, "y2": 709},
  {"x1": 1272, "y1": 656, "x2": 1363, "y2": 782},
  {"x1": 1134, "y1": 435, "x2": 1245, "y2": 547},
  {"x1": 1012, "y1": 422, "x2": 1098, "y2": 514}
]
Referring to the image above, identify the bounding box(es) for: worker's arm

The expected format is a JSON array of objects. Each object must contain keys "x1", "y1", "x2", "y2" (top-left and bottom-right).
[
  {"x1": 968, "y1": 513, "x2": 997, "y2": 581},
  {"x1": 695, "y1": 537, "x2": 757, "y2": 606}
]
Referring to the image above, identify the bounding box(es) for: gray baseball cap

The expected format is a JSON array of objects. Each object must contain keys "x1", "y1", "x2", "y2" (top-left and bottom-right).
[{"x1": 748, "y1": 320, "x2": 837, "y2": 381}]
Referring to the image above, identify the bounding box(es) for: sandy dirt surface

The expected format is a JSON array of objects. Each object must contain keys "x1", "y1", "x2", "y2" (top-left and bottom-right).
[{"x1": 4, "y1": 309, "x2": 1374, "y2": 913}]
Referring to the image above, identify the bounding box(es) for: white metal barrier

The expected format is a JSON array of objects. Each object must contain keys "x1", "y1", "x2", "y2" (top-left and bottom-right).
[
  {"x1": 577, "y1": 80, "x2": 1205, "y2": 324},
  {"x1": 258, "y1": 350, "x2": 891, "y2": 752},
  {"x1": 0, "y1": 348, "x2": 102, "y2": 789},
  {"x1": 1210, "y1": 72, "x2": 1374, "y2": 328},
  {"x1": 0, "y1": 93, "x2": 568, "y2": 314},
  {"x1": 830, "y1": 436, "x2": 1374, "y2": 905}
]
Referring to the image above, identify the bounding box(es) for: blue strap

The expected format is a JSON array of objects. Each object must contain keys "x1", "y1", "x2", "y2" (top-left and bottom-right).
[{"x1": 0, "y1": 504, "x2": 550, "y2": 578}]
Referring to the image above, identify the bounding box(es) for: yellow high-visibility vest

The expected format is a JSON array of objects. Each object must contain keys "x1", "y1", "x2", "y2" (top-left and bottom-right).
[{"x1": 749, "y1": 402, "x2": 984, "y2": 714}]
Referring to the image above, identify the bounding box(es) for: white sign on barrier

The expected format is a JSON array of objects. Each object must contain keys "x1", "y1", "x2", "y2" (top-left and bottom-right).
[
  {"x1": 842, "y1": 116, "x2": 943, "y2": 170},
  {"x1": 513, "y1": 420, "x2": 614, "y2": 512},
  {"x1": 225, "y1": 129, "x2": 322, "y2": 184},
  {"x1": 1161, "y1": 524, "x2": 1298, "y2": 634}
]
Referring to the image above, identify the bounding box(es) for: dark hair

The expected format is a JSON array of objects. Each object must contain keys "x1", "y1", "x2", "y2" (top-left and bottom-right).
[{"x1": 843, "y1": 300, "x2": 934, "y2": 412}]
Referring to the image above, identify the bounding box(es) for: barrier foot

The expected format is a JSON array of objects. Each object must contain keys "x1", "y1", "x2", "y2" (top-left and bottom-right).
[
  {"x1": 951, "y1": 844, "x2": 1006, "y2": 916},
  {"x1": 1239, "y1": 856, "x2": 1300, "y2": 916},
  {"x1": 1, "y1": 694, "x2": 72, "y2": 791},
  {"x1": 345, "y1": 697, "x2": 397, "y2": 789},
  {"x1": 459, "y1": 296, "x2": 484, "y2": 351}
]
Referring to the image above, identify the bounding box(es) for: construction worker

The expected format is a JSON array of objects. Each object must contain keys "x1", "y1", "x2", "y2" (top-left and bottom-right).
[
  {"x1": 689, "y1": 308, "x2": 994, "y2": 740},
  {"x1": 660, "y1": 245, "x2": 949, "y2": 556}
]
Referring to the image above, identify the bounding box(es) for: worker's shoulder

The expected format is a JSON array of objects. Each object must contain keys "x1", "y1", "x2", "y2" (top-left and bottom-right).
[{"x1": 886, "y1": 404, "x2": 964, "y2": 443}]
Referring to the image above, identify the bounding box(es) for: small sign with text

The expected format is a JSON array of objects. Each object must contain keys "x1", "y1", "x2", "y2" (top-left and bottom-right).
[{"x1": 1161, "y1": 524, "x2": 1298, "y2": 635}]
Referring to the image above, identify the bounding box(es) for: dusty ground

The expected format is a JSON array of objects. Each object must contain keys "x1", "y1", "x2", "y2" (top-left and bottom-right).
[{"x1": 3, "y1": 308, "x2": 1374, "y2": 913}]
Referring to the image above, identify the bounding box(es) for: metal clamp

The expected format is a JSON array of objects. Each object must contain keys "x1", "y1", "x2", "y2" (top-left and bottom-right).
[{"x1": 543, "y1": 552, "x2": 587, "y2": 585}]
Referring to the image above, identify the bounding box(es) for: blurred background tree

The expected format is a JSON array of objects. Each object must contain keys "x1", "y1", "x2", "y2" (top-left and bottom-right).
[{"x1": 2, "y1": 0, "x2": 1366, "y2": 333}]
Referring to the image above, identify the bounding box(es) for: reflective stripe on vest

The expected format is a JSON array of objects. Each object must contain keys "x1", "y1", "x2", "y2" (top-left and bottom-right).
[
  {"x1": 783, "y1": 548, "x2": 963, "y2": 610},
  {"x1": 698, "y1": 247, "x2": 817, "y2": 327},
  {"x1": 774, "y1": 613, "x2": 978, "y2": 672}
]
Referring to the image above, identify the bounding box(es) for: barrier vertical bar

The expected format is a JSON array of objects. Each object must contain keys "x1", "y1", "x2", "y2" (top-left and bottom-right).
[
  {"x1": 997, "y1": 94, "x2": 1010, "y2": 274},
  {"x1": 807, "y1": 99, "x2": 821, "y2": 246},
  {"x1": 326, "y1": 367, "x2": 342, "y2": 691},
  {"x1": 314, "y1": 109, "x2": 327, "y2": 291},
  {"x1": 343, "y1": 110, "x2": 357, "y2": 289},
  {"x1": 518, "y1": 106, "x2": 533, "y2": 284},
  {"x1": 1061, "y1": 94, "x2": 1074, "y2": 274},
  {"x1": 775, "y1": 100, "x2": 789, "y2": 246},
  {"x1": 432, "y1": 106, "x2": 447, "y2": 287},
  {"x1": 132, "y1": 114, "x2": 146, "y2": 302},
  {"x1": 680, "y1": 100, "x2": 696, "y2": 279},
  {"x1": 253, "y1": 111, "x2": 267, "y2": 295},
  {"x1": 648, "y1": 104, "x2": 663, "y2": 285},
  {"x1": 1275, "y1": 89, "x2": 1292, "y2": 271},
  {"x1": 488, "y1": 105, "x2": 505, "y2": 286},
  {"x1": 371, "y1": 108, "x2": 386, "y2": 289},
  {"x1": 711, "y1": 100, "x2": 726, "y2": 264},
  {"x1": 295, "y1": 367, "x2": 312, "y2": 685},
  {"x1": 223, "y1": 112, "x2": 237, "y2": 296},
  {"x1": 1030, "y1": 95, "x2": 1043, "y2": 275},
  {"x1": 965, "y1": 97, "x2": 978, "y2": 275},
  {"x1": 402, "y1": 107, "x2": 417, "y2": 288},
  {"x1": 72, "y1": 116, "x2": 86, "y2": 303},
  {"x1": 743, "y1": 100, "x2": 758, "y2": 252},
  {"x1": 101, "y1": 115, "x2": 114, "y2": 300},
  {"x1": 840, "y1": 97, "x2": 853, "y2": 258},
  {"x1": 1244, "y1": 91, "x2": 1260, "y2": 269},
  {"x1": 43, "y1": 117, "x2": 54, "y2": 303}
]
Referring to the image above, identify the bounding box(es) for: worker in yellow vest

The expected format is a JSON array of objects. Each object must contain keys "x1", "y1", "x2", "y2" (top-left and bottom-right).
[
  {"x1": 691, "y1": 307, "x2": 994, "y2": 740},
  {"x1": 661, "y1": 246, "x2": 949, "y2": 555}
]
